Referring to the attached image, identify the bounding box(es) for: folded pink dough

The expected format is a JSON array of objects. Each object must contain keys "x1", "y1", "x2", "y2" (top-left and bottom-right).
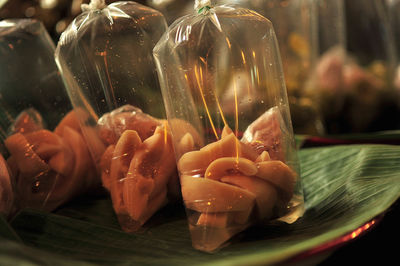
[
  {"x1": 97, "y1": 105, "x2": 180, "y2": 232},
  {"x1": 4, "y1": 110, "x2": 98, "y2": 211},
  {"x1": 177, "y1": 107, "x2": 297, "y2": 252}
]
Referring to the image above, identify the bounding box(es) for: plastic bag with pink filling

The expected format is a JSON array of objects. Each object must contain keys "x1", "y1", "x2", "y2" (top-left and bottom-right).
[
  {"x1": 154, "y1": 1, "x2": 304, "y2": 252},
  {"x1": 4, "y1": 109, "x2": 98, "y2": 211},
  {"x1": 54, "y1": 0, "x2": 172, "y2": 232},
  {"x1": 97, "y1": 105, "x2": 180, "y2": 232}
]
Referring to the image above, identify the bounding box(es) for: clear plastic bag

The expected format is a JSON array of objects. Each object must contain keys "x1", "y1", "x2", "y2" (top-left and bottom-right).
[
  {"x1": 154, "y1": 1, "x2": 304, "y2": 252},
  {"x1": 55, "y1": 1, "x2": 176, "y2": 232},
  {"x1": 0, "y1": 19, "x2": 97, "y2": 212}
]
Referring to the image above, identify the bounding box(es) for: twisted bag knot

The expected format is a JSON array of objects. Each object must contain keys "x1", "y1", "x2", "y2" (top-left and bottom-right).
[
  {"x1": 81, "y1": 0, "x2": 107, "y2": 12},
  {"x1": 194, "y1": 0, "x2": 212, "y2": 10}
]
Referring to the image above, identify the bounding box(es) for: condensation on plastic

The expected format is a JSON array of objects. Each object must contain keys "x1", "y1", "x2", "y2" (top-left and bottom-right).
[
  {"x1": 0, "y1": 19, "x2": 97, "y2": 213},
  {"x1": 154, "y1": 3, "x2": 304, "y2": 252},
  {"x1": 55, "y1": 1, "x2": 177, "y2": 232},
  {"x1": 56, "y1": 1, "x2": 168, "y2": 164},
  {"x1": 0, "y1": 19, "x2": 71, "y2": 138}
]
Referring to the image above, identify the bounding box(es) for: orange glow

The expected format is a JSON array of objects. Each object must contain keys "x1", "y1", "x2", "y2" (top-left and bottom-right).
[
  {"x1": 8, "y1": 43, "x2": 14, "y2": 49},
  {"x1": 194, "y1": 64, "x2": 219, "y2": 140},
  {"x1": 281, "y1": 0, "x2": 289, "y2": 7},
  {"x1": 199, "y1": 56, "x2": 206, "y2": 65},
  {"x1": 290, "y1": 218, "x2": 380, "y2": 262},
  {"x1": 163, "y1": 120, "x2": 168, "y2": 144},
  {"x1": 255, "y1": 66, "x2": 260, "y2": 86},
  {"x1": 102, "y1": 50, "x2": 117, "y2": 107},
  {"x1": 225, "y1": 37, "x2": 231, "y2": 49},
  {"x1": 214, "y1": 93, "x2": 227, "y2": 131},
  {"x1": 241, "y1": 50, "x2": 246, "y2": 64},
  {"x1": 233, "y1": 80, "x2": 240, "y2": 158}
]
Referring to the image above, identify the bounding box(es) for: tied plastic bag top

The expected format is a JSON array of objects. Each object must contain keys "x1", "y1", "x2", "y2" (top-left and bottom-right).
[
  {"x1": 154, "y1": 0, "x2": 304, "y2": 252},
  {"x1": 55, "y1": 1, "x2": 178, "y2": 232},
  {"x1": 0, "y1": 19, "x2": 97, "y2": 213}
]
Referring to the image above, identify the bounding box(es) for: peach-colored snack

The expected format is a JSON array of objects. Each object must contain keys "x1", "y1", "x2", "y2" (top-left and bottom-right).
[
  {"x1": 4, "y1": 110, "x2": 97, "y2": 211},
  {"x1": 98, "y1": 106, "x2": 179, "y2": 232},
  {"x1": 104, "y1": 127, "x2": 177, "y2": 231},
  {"x1": 241, "y1": 106, "x2": 288, "y2": 162},
  {"x1": 97, "y1": 105, "x2": 161, "y2": 146},
  {"x1": 178, "y1": 123, "x2": 296, "y2": 252},
  {"x1": 9, "y1": 108, "x2": 45, "y2": 134}
]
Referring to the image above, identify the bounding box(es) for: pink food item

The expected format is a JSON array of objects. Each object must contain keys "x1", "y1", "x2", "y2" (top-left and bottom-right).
[
  {"x1": 241, "y1": 106, "x2": 289, "y2": 162},
  {"x1": 343, "y1": 63, "x2": 384, "y2": 92},
  {"x1": 4, "y1": 109, "x2": 97, "y2": 211},
  {"x1": 98, "y1": 107, "x2": 179, "y2": 232},
  {"x1": 97, "y1": 105, "x2": 161, "y2": 146},
  {"x1": 313, "y1": 47, "x2": 345, "y2": 93},
  {"x1": 178, "y1": 121, "x2": 296, "y2": 252},
  {"x1": 9, "y1": 108, "x2": 45, "y2": 134}
]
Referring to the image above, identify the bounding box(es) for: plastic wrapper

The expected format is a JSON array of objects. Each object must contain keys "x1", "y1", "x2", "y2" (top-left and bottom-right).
[
  {"x1": 154, "y1": 1, "x2": 304, "y2": 252},
  {"x1": 55, "y1": 1, "x2": 177, "y2": 232},
  {"x1": 0, "y1": 19, "x2": 97, "y2": 212}
]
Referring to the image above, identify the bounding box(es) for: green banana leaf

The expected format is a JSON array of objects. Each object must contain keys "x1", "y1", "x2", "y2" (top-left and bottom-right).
[{"x1": 1, "y1": 144, "x2": 400, "y2": 265}]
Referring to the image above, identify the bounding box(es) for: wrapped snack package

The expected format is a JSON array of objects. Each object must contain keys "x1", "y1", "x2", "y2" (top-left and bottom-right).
[
  {"x1": 154, "y1": 0, "x2": 304, "y2": 252},
  {"x1": 55, "y1": 1, "x2": 176, "y2": 232},
  {"x1": 0, "y1": 19, "x2": 97, "y2": 212}
]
